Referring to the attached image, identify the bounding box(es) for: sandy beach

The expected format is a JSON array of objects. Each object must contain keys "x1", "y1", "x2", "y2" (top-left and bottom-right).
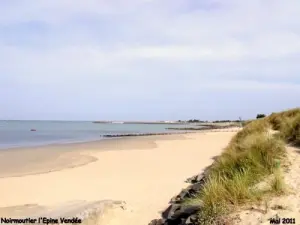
[{"x1": 0, "y1": 131, "x2": 239, "y2": 224}]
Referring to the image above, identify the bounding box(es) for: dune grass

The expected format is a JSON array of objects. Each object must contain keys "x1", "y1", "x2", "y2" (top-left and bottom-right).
[
  {"x1": 185, "y1": 109, "x2": 300, "y2": 224},
  {"x1": 192, "y1": 133, "x2": 285, "y2": 224},
  {"x1": 270, "y1": 168, "x2": 286, "y2": 195},
  {"x1": 279, "y1": 114, "x2": 300, "y2": 146},
  {"x1": 267, "y1": 108, "x2": 300, "y2": 146},
  {"x1": 268, "y1": 108, "x2": 300, "y2": 124}
]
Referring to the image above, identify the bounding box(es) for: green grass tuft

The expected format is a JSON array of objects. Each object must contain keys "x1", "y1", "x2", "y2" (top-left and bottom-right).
[{"x1": 270, "y1": 168, "x2": 286, "y2": 195}]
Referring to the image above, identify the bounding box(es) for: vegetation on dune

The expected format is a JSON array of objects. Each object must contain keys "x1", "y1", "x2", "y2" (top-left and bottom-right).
[
  {"x1": 279, "y1": 114, "x2": 300, "y2": 145},
  {"x1": 192, "y1": 133, "x2": 285, "y2": 224},
  {"x1": 267, "y1": 108, "x2": 300, "y2": 146},
  {"x1": 256, "y1": 114, "x2": 266, "y2": 119},
  {"x1": 241, "y1": 119, "x2": 253, "y2": 127},
  {"x1": 186, "y1": 108, "x2": 300, "y2": 224}
]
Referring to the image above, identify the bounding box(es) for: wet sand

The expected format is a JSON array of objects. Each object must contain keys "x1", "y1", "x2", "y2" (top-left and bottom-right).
[{"x1": 0, "y1": 135, "x2": 186, "y2": 178}]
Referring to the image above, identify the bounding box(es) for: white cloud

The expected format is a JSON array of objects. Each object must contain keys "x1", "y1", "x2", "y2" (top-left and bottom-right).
[{"x1": 1, "y1": 0, "x2": 300, "y2": 94}]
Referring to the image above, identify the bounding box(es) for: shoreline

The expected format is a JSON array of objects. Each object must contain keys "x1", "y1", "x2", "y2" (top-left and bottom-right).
[
  {"x1": 0, "y1": 131, "x2": 193, "y2": 151},
  {"x1": 0, "y1": 131, "x2": 192, "y2": 152},
  {"x1": 0, "y1": 130, "x2": 238, "y2": 224},
  {"x1": 0, "y1": 121, "x2": 240, "y2": 151},
  {"x1": 0, "y1": 126, "x2": 240, "y2": 151},
  {"x1": 0, "y1": 129, "x2": 241, "y2": 179}
]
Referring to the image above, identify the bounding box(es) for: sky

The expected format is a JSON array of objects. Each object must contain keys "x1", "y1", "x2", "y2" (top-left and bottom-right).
[{"x1": 0, "y1": 0, "x2": 300, "y2": 121}]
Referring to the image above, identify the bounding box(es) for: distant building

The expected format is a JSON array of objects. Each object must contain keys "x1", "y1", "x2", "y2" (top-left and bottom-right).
[{"x1": 164, "y1": 121, "x2": 175, "y2": 123}]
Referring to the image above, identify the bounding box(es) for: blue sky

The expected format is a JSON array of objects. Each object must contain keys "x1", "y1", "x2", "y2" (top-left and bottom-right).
[{"x1": 0, "y1": 0, "x2": 300, "y2": 121}]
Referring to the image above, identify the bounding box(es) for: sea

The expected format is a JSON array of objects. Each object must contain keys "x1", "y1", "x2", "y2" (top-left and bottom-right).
[{"x1": 0, "y1": 120, "x2": 190, "y2": 149}]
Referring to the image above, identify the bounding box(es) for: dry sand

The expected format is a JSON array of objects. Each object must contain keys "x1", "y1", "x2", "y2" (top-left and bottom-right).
[{"x1": 0, "y1": 131, "x2": 239, "y2": 225}]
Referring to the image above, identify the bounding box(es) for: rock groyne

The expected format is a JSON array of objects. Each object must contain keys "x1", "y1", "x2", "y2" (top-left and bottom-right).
[{"x1": 101, "y1": 132, "x2": 194, "y2": 138}]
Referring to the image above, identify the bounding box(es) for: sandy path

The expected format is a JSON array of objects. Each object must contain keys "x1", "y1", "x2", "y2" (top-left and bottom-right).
[
  {"x1": 0, "y1": 132, "x2": 237, "y2": 225},
  {"x1": 233, "y1": 146, "x2": 300, "y2": 225}
]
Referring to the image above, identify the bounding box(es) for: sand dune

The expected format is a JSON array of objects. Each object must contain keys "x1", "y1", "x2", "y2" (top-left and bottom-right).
[{"x1": 232, "y1": 146, "x2": 300, "y2": 225}]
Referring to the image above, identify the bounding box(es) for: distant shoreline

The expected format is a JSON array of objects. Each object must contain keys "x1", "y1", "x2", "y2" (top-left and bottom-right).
[
  {"x1": 0, "y1": 131, "x2": 196, "y2": 151},
  {"x1": 0, "y1": 121, "x2": 188, "y2": 150},
  {"x1": 0, "y1": 120, "x2": 240, "y2": 150},
  {"x1": 93, "y1": 121, "x2": 184, "y2": 124},
  {"x1": 93, "y1": 121, "x2": 242, "y2": 126}
]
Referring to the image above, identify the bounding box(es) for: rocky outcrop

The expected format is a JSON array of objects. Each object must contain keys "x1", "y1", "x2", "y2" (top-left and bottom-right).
[{"x1": 149, "y1": 204, "x2": 202, "y2": 225}]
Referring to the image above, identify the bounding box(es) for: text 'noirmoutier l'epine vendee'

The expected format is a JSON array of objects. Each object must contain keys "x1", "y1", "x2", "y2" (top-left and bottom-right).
[{"x1": 1, "y1": 217, "x2": 82, "y2": 224}]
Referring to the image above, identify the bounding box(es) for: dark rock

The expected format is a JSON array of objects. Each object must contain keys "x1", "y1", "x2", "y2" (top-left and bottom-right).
[
  {"x1": 149, "y1": 219, "x2": 165, "y2": 225},
  {"x1": 195, "y1": 173, "x2": 206, "y2": 183},
  {"x1": 149, "y1": 161, "x2": 214, "y2": 225},
  {"x1": 161, "y1": 205, "x2": 202, "y2": 225},
  {"x1": 185, "y1": 215, "x2": 198, "y2": 224},
  {"x1": 171, "y1": 204, "x2": 202, "y2": 220},
  {"x1": 170, "y1": 194, "x2": 184, "y2": 204},
  {"x1": 185, "y1": 175, "x2": 197, "y2": 184},
  {"x1": 186, "y1": 168, "x2": 211, "y2": 184},
  {"x1": 189, "y1": 182, "x2": 205, "y2": 193},
  {"x1": 170, "y1": 189, "x2": 189, "y2": 203},
  {"x1": 170, "y1": 182, "x2": 205, "y2": 203},
  {"x1": 163, "y1": 204, "x2": 202, "y2": 221},
  {"x1": 162, "y1": 205, "x2": 173, "y2": 219}
]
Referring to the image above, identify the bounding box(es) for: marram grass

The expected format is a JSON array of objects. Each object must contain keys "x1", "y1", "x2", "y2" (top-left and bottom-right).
[{"x1": 185, "y1": 108, "x2": 300, "y2": 224}]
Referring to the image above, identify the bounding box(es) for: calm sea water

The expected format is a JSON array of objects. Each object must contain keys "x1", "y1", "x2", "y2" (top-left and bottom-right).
[{"x1": 0, "y1": 121, "x2": 188, "y2": 149}]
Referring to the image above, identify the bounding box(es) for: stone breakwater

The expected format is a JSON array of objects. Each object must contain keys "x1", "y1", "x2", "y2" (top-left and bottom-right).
[
  {"x1": 101, "y1": 126, "x2": 241, "y2": 138},
  {"x1": 148, "y1": 163, "x2": 215, "y2": 225},
  {"x1": 101, "y1": 132, "x2": 194, "y2": 138}
]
